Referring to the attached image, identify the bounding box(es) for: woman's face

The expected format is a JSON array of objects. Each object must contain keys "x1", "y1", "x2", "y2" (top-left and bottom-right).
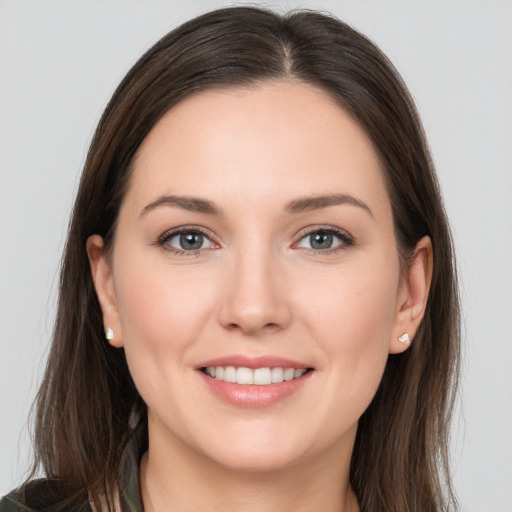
[{"x1": 90, "y1": 81, "x2": 425, "y2": 473}]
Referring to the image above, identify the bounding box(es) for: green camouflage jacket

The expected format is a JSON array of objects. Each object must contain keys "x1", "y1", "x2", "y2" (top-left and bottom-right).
[{"x1": 0, "y1": 429, "x2": 144, "y2": 512}]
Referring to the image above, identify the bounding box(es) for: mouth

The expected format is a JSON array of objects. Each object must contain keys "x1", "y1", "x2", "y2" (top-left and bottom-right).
[
  {"x1": 197, "y1": 357, "x2": 314, "y2": 408},
  {"x1": 201, "y1": 366, "x2": 312, "y2": 385}
]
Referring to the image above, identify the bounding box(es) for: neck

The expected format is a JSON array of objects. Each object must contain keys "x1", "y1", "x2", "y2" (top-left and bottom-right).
[{"x1": 140, "y1": 424, "x2": 359, "y2": 512}]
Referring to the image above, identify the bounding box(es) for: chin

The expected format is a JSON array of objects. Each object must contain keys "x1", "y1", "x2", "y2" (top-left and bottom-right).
[
  {"x1": 189, "y1": 423, "x2": 324, "y2": 474},
  {"x1": 203, "y1": 445, "x2": 306, "y2": 474}
]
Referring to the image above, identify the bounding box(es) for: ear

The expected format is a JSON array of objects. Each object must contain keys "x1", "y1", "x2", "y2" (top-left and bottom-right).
[
  {"x1": 389, "y1": 236, "x2": 433, "y2": 354},
  {"x1": 86, "y1": 235, "x2": 123, "y2": 348}
]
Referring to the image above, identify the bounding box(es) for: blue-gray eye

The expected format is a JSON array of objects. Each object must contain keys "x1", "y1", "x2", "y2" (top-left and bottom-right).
[
  {"x1": 309, "y1": 231, "x2": 334, "y2": 250},
  {"x1": 180, "y1": 232, "x2": 204, "y2": 250},
  {"x1": 166, "y1": 231, "x2": 214, "y2": 251},
  {"x1": 296, "y1": 229, "x2": 348, "y2": 251}
]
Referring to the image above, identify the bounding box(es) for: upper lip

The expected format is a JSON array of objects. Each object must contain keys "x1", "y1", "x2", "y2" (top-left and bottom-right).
[{"x1": 196, "y1": 354, "x2": 311, "y2": 370}]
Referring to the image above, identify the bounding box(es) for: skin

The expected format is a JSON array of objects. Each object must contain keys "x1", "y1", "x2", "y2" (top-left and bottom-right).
[{"x1": 88, "y1": 81, "x2": 432, "y2": 512}]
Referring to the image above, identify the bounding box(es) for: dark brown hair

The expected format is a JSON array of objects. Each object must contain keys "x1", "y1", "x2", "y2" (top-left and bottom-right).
[{"x1": 22, "y1": 6, "x2": 459, "y2": 511}]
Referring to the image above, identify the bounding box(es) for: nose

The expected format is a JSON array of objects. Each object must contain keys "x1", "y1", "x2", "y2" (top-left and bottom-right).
[{"x1": 217, "y1": 244, "x2": 292, "y2": 336}]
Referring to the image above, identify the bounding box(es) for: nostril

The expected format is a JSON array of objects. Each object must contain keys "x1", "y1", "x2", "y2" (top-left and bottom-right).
[
  {"x1": 216, "y1": 278, "x2": 292, "y2": 334},
  {"x1": 225, "y1": 321, "x2": 281, "y2": 333}
]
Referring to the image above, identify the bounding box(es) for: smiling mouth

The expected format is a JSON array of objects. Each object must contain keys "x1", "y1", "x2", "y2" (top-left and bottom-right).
[{"x1": 201, "y1": 366, "x2": 313, "y2": 385}]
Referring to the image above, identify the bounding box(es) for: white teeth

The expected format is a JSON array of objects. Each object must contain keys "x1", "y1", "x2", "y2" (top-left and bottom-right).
[
  {"x1": 236, "y1": 367, "x2": 253, "y2": 384},
  {"x1": 253, "y1": 367, "x2": 272, "y2": 385},
  {"x1": 271, "y1": 367, "x2": 284, "y2": 383},
  {"x1": 283, "y1": 368, "x2": 295, "y2": 381},
  {"x1": 294, "y1": 369, "x2": 306, "y2": 379},
  {"x1": 224, "y1": 366, "x2": 236, "y2": 383},
  {"x1": 205, "y1": 366, "x2": 308, "y2": 385}
]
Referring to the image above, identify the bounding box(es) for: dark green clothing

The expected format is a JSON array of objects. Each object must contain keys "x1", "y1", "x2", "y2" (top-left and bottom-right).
[{"x1": 0, "y1": 429, "x2": 144, "y2": 512}]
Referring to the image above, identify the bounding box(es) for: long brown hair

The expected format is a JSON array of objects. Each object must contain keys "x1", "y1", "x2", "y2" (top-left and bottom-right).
[{"x1": 21, "y1": 6, "x2": 459, "y2": 511}]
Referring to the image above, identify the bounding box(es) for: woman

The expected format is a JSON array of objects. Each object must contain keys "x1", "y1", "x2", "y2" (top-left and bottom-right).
[{"x1": 1, "y1": 6, "x2": 460, "y2": 512}]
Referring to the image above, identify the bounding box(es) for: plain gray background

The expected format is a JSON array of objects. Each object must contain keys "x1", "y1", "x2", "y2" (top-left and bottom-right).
[{"x1": 1, "y1": 1, "x2": 511, "y2": 510}]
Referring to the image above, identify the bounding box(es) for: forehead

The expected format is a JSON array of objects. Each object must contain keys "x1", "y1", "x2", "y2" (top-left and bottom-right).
[{"x1": 127, "y1": 81, "x2": 388, "y2": 214}]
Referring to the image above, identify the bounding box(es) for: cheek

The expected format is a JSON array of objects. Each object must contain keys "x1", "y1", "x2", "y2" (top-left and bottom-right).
[
  {"x1": 298, "y1": 256, "x2": 400, "y2": 408},
  {"x1": 112, "y1": 262, "x2": 223, "y2": 428},
  {"x1": 302, "y1": 256, "x2": 399, "y2": 342},
  {"x1": 112, "y1": 246, "x2": 220, "y2": 382}
]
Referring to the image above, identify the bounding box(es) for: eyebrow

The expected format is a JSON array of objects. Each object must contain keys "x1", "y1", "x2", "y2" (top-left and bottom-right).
[
  {"x1": 140, "y1": 195, "x2": 223, "y2": 217},
  {"x1": 140, "y1": 193, "x2": 372, "y2": 218},
  {"x1": 284, "y1": 194, "x2": 373, "y2": 216}
]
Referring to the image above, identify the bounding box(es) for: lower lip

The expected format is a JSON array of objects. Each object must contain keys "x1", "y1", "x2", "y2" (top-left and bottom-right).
[{"x1": 199, "y1": 370, "x2": 313, "y2": 408}]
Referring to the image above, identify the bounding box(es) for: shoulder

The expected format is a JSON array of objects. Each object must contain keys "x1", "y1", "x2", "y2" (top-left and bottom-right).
[
  {"x1": 1, "y1": 424, "x2": 145, "y2": 512},
  {"x1": 0, "y1": 480, "x2": 92, "y2": 512},
  {"x1": 0, "y1": 493, "x2": 30, "y2": 512}
]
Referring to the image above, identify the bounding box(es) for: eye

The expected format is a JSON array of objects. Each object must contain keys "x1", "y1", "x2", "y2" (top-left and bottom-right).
[
  {"x1": 158, "y1": 228, "x2": 217, "y2": 254},
  {"x1": 294, "y1": 228, "x2": 353, "y2": 252}
]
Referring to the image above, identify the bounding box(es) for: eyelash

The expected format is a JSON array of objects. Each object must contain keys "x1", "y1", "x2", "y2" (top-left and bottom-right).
[
  {"x1": 293, "y1": 226, "x2": 354, "y2": 255},
  {"x1": 154, "y1": 226, "x2": 354, "y2": 256},
  {"x1": 155, "y1": 226, "x2": 216, "y2": 256}
]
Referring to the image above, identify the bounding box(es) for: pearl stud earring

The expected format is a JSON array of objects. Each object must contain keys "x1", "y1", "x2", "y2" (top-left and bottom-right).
[
  {"x1": 105, "y1": 327, "x2": 114, "y2": 342},
  {"x1": 398, "y1": 333, "x2": 410, "y2": 344}
]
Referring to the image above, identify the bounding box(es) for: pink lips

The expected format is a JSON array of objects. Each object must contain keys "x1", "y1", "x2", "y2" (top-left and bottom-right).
[
  {"x1": 197, "y1": 355, "x2": 309, "y2": 370},
  {"x1": 196, "y1": 355, "x2": 313, "y2": 408}
]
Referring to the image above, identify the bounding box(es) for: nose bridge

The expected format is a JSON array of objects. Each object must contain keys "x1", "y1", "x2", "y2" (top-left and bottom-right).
[{"x1": 218, "y1": 234, "x2": 290, "y2": 334}]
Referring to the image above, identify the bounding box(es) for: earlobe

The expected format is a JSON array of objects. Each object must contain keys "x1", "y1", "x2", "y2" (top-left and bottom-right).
[
  {"x1": 389, "y1": 236, "x2": 433, "y2": 354},
  {"x1": 86, "y1": 235, "x2": 123, "y2": 348}
]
